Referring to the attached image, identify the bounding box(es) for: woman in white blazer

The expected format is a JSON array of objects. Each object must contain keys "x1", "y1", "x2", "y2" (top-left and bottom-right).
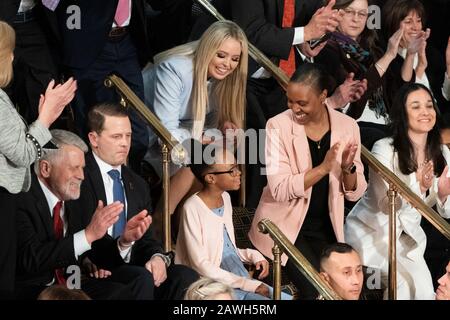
[{"x1": 345, "y1": 83, "x2": 450, "y2": 300}]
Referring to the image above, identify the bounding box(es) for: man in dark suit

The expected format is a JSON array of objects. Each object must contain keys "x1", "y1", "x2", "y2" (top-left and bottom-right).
[
  {"x1": 54, "y1": 0, "x2": 169, "y2": 173},
  {"x1": 0, "y1": 0, "x2": 60, "y2": 123},
  {"x1": 68, "y1": 102, "x2": 198, "y2": 299},
  {"x1": 15, "y1": 129, "x2": 153, "y2": 300}
]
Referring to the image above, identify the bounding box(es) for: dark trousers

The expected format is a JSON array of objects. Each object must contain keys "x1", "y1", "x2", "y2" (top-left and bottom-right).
[
  {"x1": 285, "y1": 234, "x2": 334, "y2": 300},
  {"x1": 153, "y1": 264, "x2": 199, "y2": 300},
  {"x1": 0, "y1": 188, "x2": 17, "y2": 299},
  {"x1": 69, "y1": 34, "x2": 149, "y2": 172},
  {"x1": 14, "y1": 265, "x2": 153, "y2": 300},
  {"x1": 245, "y1": 77, "x2": 287, "y2": 208},
  {"x1": 10, "y1": 19, "x2": 58, "y2": 123},
  {"x1": 422, "y1": 217, "x2": 450, "y2": 289}
]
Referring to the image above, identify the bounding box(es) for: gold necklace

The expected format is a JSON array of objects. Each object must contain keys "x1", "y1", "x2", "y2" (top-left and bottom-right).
[{"x1": 316, "y1": 139, "x2": 322, "y2": 149}]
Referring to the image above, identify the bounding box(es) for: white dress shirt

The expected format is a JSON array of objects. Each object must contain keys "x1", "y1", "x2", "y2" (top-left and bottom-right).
[
  {"x1": 93, "y1": 152, "x2": 171, "y2": 267},
  {"x1": 251, "y1": 27, "x2": 305, "y2": 79},
  {"x1": 37, "y1": 178, "x2": 91, "y2": 260},
  {"x1": 18, "y1": 0, "x2": 36, "y2": 13},
  {"x1": 92, "y1": 152, "x2": 132, "y2": 262}
]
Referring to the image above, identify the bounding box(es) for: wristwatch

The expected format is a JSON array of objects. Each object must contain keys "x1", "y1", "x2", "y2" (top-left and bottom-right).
[{"x1": 343, "y1": 163, "x2": 356, "y2": 174}]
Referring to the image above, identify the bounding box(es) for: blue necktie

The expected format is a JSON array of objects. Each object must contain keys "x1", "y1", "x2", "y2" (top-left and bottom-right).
[{"x1": 108, "y1": 169, "x2": 126, "y2": 238}]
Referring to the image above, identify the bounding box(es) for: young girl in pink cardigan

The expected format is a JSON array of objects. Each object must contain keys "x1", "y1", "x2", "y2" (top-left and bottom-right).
[{"x1": 175, "y1": 143, "x2": 291, "y2": 300}]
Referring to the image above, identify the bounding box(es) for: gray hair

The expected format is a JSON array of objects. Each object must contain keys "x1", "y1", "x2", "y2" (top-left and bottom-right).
[{"x1": 34, "y1": 129, "x2": 88, "y2": 174}]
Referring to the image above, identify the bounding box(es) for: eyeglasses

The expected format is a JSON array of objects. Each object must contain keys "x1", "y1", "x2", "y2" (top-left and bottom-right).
[
  {"x1": 343, "y1": 8, "x2": 368, "y2": 19},
  {"x1": 205, "y1": 165, "x2": 241, "y2": 177}
]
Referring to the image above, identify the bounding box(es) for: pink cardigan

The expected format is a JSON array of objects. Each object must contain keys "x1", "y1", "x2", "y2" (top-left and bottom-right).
[
  {"x1": 175, "y1": 192, "x2": 266, "y2": 293},
  {"x1": 248, "y1": 107, "x2": 367, "y2": 265}
]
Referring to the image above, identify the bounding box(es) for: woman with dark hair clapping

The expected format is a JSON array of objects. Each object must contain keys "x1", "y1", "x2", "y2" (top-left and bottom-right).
[{"x1": 345, "y1": 83, "x2": 450, "y2": 300}]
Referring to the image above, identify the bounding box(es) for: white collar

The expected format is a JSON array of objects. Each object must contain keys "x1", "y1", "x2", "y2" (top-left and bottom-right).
[
  {"x1": 38, "y1": 178, "x2": 62, "y2": 216},
  {"x1": 92, "y1": 152, "x2": 122, "y2": 177}
]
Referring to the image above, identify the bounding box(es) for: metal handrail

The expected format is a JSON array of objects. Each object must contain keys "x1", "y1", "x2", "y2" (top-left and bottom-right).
[
  {"x1": 258, "y1": 219, "x2": 342, "y2": 300},
  {"x1": 362, "y1": 148, "x2": 450, "y2": 239}
]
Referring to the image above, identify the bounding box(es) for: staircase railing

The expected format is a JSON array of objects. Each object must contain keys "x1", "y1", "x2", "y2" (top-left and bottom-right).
[{"x1": 258, "y1": 219, "x2": 342, "y2": 300}]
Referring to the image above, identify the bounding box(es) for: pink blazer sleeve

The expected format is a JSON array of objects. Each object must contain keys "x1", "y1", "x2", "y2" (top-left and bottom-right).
[{"x1": 265, "y1": 117, "x2": 306, "y2": 202}]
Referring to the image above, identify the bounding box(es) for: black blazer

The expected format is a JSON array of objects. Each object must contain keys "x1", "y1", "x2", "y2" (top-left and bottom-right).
[
  {"x1": 190, "y1": 0, "x2": 322, "y2": 74},
  {"x1": 55, "y1": 0, "x2": 165, "y2": 69},
  {"x1": 0, "y1": 0, "x2": 62, "y2": 59},
  {"x1": 0, "y1": 0, "x2": 21, "y2": 23},
  {"x1": 15, "y1": 174, "x2": 79, "y2": 288},
  {"x1": 67, "y1": 151, "x2": 164, "y2": 270}
]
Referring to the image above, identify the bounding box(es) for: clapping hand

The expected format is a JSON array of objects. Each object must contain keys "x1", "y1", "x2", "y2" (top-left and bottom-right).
[
  {"x1": 419, "y1": 160, "x2": 434, "y2": 194},
  {"x1": 406, "y1": 28, "x2": 430, "y2": 55},
  {"x1": 38, "y1": 77, "x2": 77, "y2": 128},
  {"x1": 119, "y1": 210, "x2": 151, "y2": 247},
  {"x1": 385, "y1": 26, "x2": 404, "y2": 59},
  {"x1": 438, "y1": 165, "x2": 450, "y2": 203},
  {"x1": 321, "y1": 142, "x2": 341, "y2": 173},
  {"x1": 341, "y1": 141, "x2": 358, "y2": 170},
  {"x1": 328, "y1": 73, "x2": 368, "y2": 109}
]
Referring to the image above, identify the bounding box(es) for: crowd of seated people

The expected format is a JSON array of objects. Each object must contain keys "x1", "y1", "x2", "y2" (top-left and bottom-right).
[{"x1": 0, "y1": 0, "x2": 448, "y2": 301}]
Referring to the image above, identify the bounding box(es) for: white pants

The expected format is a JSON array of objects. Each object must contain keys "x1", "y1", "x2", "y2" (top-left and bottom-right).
[{"x1": 381, "y1": 233, "x2": 435, "y2": 300}]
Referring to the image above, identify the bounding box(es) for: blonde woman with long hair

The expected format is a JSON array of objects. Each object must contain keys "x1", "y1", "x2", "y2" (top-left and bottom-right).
[
  {"x1": 0, "y1": 21, "x2": 76, "y2": 297},
  {"x1": 143, "y1": 20, "x2": 248, "y2": 233}
]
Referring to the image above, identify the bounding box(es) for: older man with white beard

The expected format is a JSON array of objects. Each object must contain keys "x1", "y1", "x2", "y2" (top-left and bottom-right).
[{"x1": 14, "y1": 129, "x2": 154, "y2": 300}]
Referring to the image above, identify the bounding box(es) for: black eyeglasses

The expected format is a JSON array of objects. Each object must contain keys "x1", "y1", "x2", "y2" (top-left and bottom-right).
[{"x1": 205, "y1": 165, "x2": 240, "y2": 177}]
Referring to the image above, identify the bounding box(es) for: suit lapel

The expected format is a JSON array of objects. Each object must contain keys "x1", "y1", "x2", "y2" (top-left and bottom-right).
[
  {"x1": 294, "y1": 0, "x2": 305, "y2": 25},
  {"x1": 121, "y1": 166, "x2": 137, "y2": 220},
  {"x1": 31, "y1": 175, "x2": 55, "y2": 238},
  {"x1": 85, "y1": 152, "x2": 108, "y2": 204},
  {"x1": 291, "y1": 110, "x2": 312, "y2": 174},
  {"x1": 276, "y1": 0, "x2": 284, "y2": 24}
]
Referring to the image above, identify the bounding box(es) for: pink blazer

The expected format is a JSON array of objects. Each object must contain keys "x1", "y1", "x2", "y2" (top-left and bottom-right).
[{"x1": 248, "y1": 107, "x2": 367, "y2": 265}]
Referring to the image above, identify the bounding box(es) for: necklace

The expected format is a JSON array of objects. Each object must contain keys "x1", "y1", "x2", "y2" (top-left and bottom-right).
[{"x1": 316, "y1": 139, "x2": 322, "y2": 149}]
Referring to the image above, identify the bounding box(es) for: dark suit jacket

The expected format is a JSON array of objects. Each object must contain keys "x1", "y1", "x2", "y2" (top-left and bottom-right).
[
  {"x1": 0, "y1": 0, "x2": 21, "y2": 23},
  {"x1": 315, "y1": 41, "x2": 385, "y2": 119},
  {"x1": 68, "y1": 151, "x2": 164, "y2": 270},
  {"x1": 190, "y1": 0, "x2": 322, "y2": 74},
  {"x1": 0, "y1": 0, "x2": 62, "y2": 62},
  {"x1": 55, "y1": 0, "x2": 165, "y2": 69},
  {"x1": 15, "y1": 175, "x2": 79, "y2": 288}
]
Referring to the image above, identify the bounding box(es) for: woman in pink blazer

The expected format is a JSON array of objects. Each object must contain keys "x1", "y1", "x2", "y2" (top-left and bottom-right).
[{"x1": 248, "y1": 63, "x2": 367, "y2": 299}]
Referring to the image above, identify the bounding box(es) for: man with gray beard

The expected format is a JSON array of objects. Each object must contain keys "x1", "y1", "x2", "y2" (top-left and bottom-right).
[{"x1": 13, "y1": 129, "x2": 154, "y2": 300}]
